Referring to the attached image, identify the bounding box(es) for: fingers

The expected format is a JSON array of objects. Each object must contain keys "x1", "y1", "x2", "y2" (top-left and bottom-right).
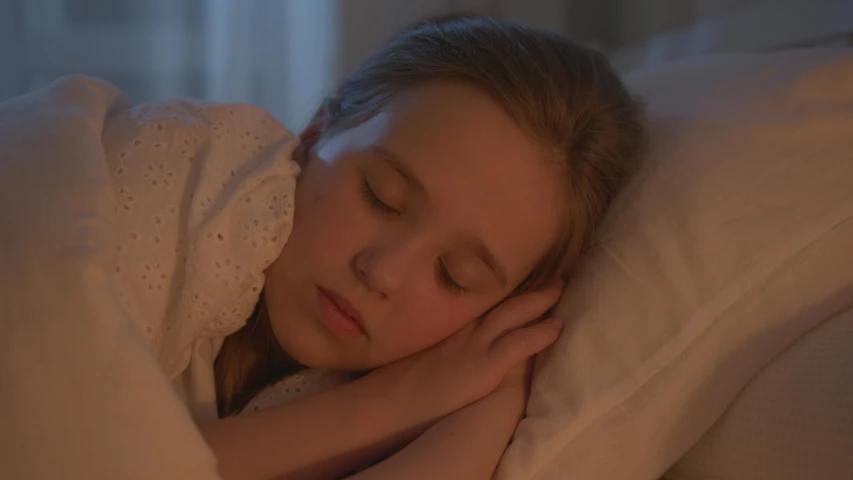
[
  {"x1": 478, "y1": 284, "x2": 564, "y2": 342},
  {"x1": 489, "y1": 317, "x2": 563, "y2": 371}
]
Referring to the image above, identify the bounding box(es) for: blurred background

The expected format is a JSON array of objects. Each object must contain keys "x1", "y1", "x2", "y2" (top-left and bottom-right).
[{"x1": 2, "y1": 0, "x2": 851, "y2": 131}]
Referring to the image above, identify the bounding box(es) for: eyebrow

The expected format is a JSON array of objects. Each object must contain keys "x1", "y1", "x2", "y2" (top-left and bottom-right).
[
  {"x1": 371, "y1": 145, "x2": 427, "y2": 197},
  {"x1": 371, "y1": 144, "x2": 509, "y2": 289}
]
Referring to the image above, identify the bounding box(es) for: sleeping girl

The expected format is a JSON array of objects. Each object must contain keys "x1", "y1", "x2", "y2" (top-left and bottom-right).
[{"x1": 0, "y1": 15, "x2": 643, "y2": 480}]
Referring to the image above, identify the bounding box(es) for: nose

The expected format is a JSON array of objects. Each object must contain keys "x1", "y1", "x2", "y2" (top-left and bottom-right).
[{"x1": 353, "y1": 236, "x2": 421, "y2": 299}]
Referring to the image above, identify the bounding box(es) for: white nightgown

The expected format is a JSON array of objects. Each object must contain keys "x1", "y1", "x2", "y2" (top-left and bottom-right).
[
  {"x1": 102, "y1": 93, "x2": 304, "y2": 422},
  {"x1": 0, "y1": 76, "x2": 350, "y2": 480}
]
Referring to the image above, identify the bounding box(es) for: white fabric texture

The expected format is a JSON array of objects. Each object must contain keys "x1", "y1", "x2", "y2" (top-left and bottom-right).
[
  {"x1": 242, "y1": 369, "x2": 356, "y2": 414},
  {"x1": 667, "y1": 305, "x2": 853, "y2": 480},
  {"x1": 495, "y1": 48, "x2": 853, "y2": 480},
  {"x1": 0, "y1": 75, "x2": 299, "y2": 479},
  {"x1": 101, "y1": 92, "x2": 299, "y2": 421}
]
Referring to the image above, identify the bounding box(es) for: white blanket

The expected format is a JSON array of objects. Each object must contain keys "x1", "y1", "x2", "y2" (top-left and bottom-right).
[{"x1": 0, "y1": 76, "x2": 299, "y2": 479}]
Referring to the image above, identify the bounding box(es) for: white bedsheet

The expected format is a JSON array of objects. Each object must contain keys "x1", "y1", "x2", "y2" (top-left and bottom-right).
[{"x1": 0, "y1": 77, "x2": 221, "y2": 479}]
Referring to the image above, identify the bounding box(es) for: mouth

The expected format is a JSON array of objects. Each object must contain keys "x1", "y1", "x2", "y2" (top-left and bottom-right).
[{"x1": 316, "y1": 287, "x2": 366, "y2": 337}]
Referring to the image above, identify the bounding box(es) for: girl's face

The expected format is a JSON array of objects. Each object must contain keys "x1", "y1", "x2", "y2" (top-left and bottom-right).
[{"x1": 264, "y1": 80, "x2": 563, "y2": 370}]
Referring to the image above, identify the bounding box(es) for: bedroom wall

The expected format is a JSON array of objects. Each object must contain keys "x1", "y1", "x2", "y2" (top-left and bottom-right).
[
  {"x1": 576, "y1": 0, "x2": 853, "y2": 71},
  {"x1": 564, "y1": 0, "x2": 793, "y2": 50},
  {"x1": 0, "y1": 0, "x2": 571, "y2": 130},
  {"x1": 4, "y1": 0, "x2": 847, "y2": 124},
  {"x1": 612, "y1": 0, "x2": 751, "y2": 48}
]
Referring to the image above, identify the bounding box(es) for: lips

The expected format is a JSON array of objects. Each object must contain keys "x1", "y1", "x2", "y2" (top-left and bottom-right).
[{"x1": 317, "y1": 287, "x2": 366, "y2": 336}]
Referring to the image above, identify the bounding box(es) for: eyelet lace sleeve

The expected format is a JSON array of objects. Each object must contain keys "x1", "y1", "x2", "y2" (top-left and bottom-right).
[{"x1": 102, "y1": 99, "x2": 300, "y2": 381}]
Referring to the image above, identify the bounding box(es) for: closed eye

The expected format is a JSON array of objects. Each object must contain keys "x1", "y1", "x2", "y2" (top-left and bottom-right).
[
  {"x1": 437, "y1": 259, "x2": 466, "y2": 294},
  {"x1": 361, "y1": 179, "x2": 400, "y2": 217}
]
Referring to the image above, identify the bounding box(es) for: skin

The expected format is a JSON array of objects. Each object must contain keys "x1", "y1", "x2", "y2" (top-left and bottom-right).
[{"x1": 263, "y1": 80, "x2": 563, "y2": 371}]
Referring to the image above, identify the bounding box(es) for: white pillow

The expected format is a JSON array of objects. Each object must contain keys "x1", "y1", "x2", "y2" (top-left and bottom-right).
[
  {"x1": 495, "y1": 48, "x2": 853, "y2": 480},
  {"x1": 667, "y1": 305, "x2": 853, "y2": 480}
]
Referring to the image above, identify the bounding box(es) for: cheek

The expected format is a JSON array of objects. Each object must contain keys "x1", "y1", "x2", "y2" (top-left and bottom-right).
[
  {"x1": 293, "y1": 165, "x2": 371, "y2": 263},
  {"x1": 383, "y1": 294, "x2": 482, "y2": 359}
]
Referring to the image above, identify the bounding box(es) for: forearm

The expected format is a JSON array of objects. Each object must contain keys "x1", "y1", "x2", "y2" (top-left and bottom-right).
[
  {"x1": 199, "y1": 373, "x2": 431, "y2": 480},
  {"x1": 348, "y1": 387, "x2": 523, "y2": 480}
]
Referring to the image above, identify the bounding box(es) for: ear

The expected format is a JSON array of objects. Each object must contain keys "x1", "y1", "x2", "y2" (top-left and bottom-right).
[{"x1": 294, "y1": 106, "x2": 326, "y2": 168}]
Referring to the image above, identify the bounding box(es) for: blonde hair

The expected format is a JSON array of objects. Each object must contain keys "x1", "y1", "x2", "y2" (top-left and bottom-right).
[
  {"x1": 216, "y1": 15, "x2": 645, "y2": 416},
  {"x1": 214, "y1": 299, "x2": 301, "y2": 417}
]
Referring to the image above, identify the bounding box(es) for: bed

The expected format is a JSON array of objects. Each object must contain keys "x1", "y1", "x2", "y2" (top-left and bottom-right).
[
  {"x1": 491, "y1": 1, "x2": 853, "y2": 479},
  {"x1": 0, "y1": 2, "x2": 851, "y2": 479}
]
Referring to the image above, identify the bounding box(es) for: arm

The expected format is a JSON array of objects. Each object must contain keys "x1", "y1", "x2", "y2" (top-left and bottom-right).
[
  {"x1": 202, "y1": 289, "x2": 559, "y2": 480},
  {"x1": 347, "y1": 385, "x2": 525, "y2": 480},
  {"x1": 199, "y1": 372, "x2": 436, "y2": 480}
]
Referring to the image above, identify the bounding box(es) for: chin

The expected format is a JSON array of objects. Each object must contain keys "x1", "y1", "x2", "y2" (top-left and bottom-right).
[
  {"x1": 265, "y1": 307, "x2": 348, "y2": 370},
  {"x1": 266, "y1": 311, "x2": 319, "y2": 366}
]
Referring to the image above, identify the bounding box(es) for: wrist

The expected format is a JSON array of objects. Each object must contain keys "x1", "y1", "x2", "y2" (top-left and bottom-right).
[{"x1": 357, "y1": 369, "x2": 437, "y2": 443}]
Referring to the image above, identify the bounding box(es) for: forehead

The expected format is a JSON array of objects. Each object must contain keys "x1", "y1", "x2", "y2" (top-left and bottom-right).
[{"x1": 342, "y1": 81, "x2": 563, "y2": 281}]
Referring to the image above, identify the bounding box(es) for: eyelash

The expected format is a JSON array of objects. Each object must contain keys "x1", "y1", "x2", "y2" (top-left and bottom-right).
[
  {"x1": 361, "y1": 178, "x2": 466, "y2": 294},
  {"x1": 438, "y1": 260, "x2": 467, "y2": 294},
  {"x1": 361, "y1": 179, "x2": 400, "y2": 217}
]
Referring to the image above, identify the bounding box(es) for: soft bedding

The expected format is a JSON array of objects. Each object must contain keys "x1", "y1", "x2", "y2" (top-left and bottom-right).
[
  {"x1": 495, "y1": 48, "x2": 853, "y2": 480},
  {"x1": 0, "y1": 76, "x2": 248, "y2": 479}
]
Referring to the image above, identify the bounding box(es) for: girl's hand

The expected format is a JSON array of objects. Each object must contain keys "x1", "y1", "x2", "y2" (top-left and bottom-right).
[
  {"x1": 495, "y1": 358, "x2": 536, "y2": 425},
  {"x1": 369, "y1": 286, "x2": 564, "y2": 426}
]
